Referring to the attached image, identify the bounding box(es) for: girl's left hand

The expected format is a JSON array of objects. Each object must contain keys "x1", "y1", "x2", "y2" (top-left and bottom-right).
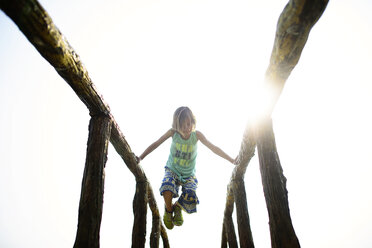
[{"x1": 135, "y1": 156, "x2": 141, "y2": 164}]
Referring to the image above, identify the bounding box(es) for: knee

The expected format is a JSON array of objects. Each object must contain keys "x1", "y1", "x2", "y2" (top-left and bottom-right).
[{"x1": 163, "y1": 190, "x2": 173, "y2": 198}]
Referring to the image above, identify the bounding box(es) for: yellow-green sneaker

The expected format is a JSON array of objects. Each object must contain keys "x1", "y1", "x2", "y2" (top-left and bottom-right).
[
  {"x1": 173, "y1": 205, "x2": 183, "y2": 226},
  {"x1": 163, "y1": 209, "x2": 174, "y2": 230}
]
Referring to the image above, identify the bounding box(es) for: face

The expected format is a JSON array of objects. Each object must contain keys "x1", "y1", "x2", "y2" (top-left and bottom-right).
[{"x1": 180, "y1": 116, "x2": 193, "y2": 138}]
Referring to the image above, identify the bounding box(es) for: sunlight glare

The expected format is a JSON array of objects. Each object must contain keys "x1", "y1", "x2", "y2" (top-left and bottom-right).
[{"x1": 245, "y1": 80, "x2": 275, "y2": 124}]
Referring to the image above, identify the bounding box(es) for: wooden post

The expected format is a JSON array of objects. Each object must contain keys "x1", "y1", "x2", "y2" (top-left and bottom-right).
[
  {"x1": 234, "y1": 176, "x2": 255, "y2": 248},
  {"x1": 0, "y1": 1, "x2": 168, "y2": 246},
  {"x1": 222, "y1": 126, "x2": 256, "y2": 248},
  {"x1": 222, "y1": 186, "x2": 238, "y2": 248},
  {"x1": 256, "y1": 118, "x2": 300, "y2": 248},
  {"x1": 148, "y1": 185, "x2": 161, "y2": 248},
  {"x1": 74, "y1": 115, "x2": 112, "y2": 248},
  {"x1": 132, "y1": 180, "x2": 148, "y2": 248}
]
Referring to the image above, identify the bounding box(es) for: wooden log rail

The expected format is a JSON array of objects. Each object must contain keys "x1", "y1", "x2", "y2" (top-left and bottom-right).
[
  {"x1": 0, "y1": 0, "x2": 168, "y2": 247},
  {"x1": 221, "y1": 0, "x2": 328, "y2": 247},
  {"x1": 265, "y1": 0, "x2": 329, "y2": 113}
]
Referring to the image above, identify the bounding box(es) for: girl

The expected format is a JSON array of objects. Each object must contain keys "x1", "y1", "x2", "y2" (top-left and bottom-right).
[{"x1": 136, "y1": 106, "x2": 236, "y2": 230}]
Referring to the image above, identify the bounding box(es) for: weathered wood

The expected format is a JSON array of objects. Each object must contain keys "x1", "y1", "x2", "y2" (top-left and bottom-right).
[
  {"x1": 0, "y1": 0, "x2": 144, "y2": 180},
  {"x1": 222, "y1": 126, "x2": 256, "y2": 248},
  {"x1": 0, "y1": 1, "x2": 167, "y2": 246},
  {"x1": 160, "y1": 225, "x2": 170, "y2": 248},
  {"x1": 265, "y1": 0, "x2": 329, "y2": 114},
  {"x1": 222, "y1": 185, "x2": 238, "y2": 248},
  {"x1": 256, "y1": 119, "x2": 300, "y2": 248},
  {"x1": 149, "y1": 209, "x2": 160, "y2": 248},
  {"x1": 1, "y1": 0, "x2": 329, "y2": 247},
  {"x1": 148, "y1": 184, "x2": 162, "y2": 248},
  {"x1": 74, "y1": 115, "x2": 112, "y2": 248},
  {"x1": 110, "y1": 117, "x2": 147, "y2": 180},
  {"x1": 0, "y1": 0, "x2": 110, "y2": 116},
  {"x1": 221, "y1": 223, "x2": 228, "y2": 248},
  {"x1": 253, "y1": 1, "x2": 328, "y2": 246},
  {"x1": 132, "y1": 180, "x2": 148, "y2": 248},
  {"x1": 234, "y1": 177, "x2": 254, "y2": 248},
  {"x1": 109, "y1": 119, "x2": 168, "y2": 248},
  {"x1": 221, "y1": 1, "x2": 329, "y2": 244}
]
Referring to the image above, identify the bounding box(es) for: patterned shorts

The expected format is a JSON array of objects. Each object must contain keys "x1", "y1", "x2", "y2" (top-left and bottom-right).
[{"x1": 159, "y1": 167, "x2": 199, "y2": 214}]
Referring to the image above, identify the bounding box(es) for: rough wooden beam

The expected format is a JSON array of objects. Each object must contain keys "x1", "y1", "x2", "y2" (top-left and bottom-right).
[
  {"x1": 0, "y1": 0, "x2": 167, "y2": 245},
  {"x1": 0, "y1": 0, "x2": 143, "y2": 180},
  {"x1": 132, "y1": 180, "x2": 148, "y2": 248},
  {"x1": 109, "y1": 117, "x2": 147, "y2": 179},
  {"x1": 147, "y1": 184, "x2": 163, "y2": 248},
  {"x1": 222, "y1": 126, "x2": 256, "y2": 248},
  {"x1": 222, "y1": 186, "x2": 238, "y2": 248},
  {"x1": 256, "y1": 118, "x2": 300, "y2": 248},
  {"x1": 0, "y1": 0, "x2": 110, "y2": 116},
  {"x1": 255, "y1": 0, "x2": 329, "y2": 246},
  {"x1": 160, "y1": 225, "x2": 170, "y2": 248},
  {"x1": 265, "y1": 0, "x2": 329, "y2": 114},
  {"x1": 221, "y1": 223, "x2": 228, "y2": 248},
  {"x1": 74, "y1": 115, "x2": 112, "y2": 248},
  {"x1": 234, "y1": 177, "x2": 254, "y2": 248}
]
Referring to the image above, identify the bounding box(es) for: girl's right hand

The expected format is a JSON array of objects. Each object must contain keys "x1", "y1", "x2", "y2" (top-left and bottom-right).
[
  {"x1": 135, "y1": 156, "x2": 141, "y2": 164},
  {"x1": 233, "y1": 156, "x2": 239, "y2": 165}
]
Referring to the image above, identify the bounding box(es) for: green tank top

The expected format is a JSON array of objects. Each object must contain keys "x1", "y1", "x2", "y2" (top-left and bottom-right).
[{"x1": 166, "y1": 131, "x2": 198, "y2": 181}]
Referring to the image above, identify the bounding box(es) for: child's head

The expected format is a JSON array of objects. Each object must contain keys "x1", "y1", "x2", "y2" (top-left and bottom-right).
[{"x1": 172, "y1": 106, "x2": 196, "y2": 135}]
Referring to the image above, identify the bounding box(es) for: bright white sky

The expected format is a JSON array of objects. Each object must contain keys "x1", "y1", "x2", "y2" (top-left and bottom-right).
[{"x1": 1, "y1": 0, "x2": 372, "y2": 247}]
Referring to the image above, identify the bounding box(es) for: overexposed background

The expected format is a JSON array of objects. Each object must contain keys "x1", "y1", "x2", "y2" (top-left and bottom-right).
[{"x1": 1, "y1": 0, "x2": 371, "y2": 247}]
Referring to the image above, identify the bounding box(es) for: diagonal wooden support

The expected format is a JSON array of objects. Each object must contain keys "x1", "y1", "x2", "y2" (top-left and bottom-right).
[
  {"x1": 265, "y1": 0, "x2": 329, "y2": 113},
  {"x1": 257, "y1": 0, "x2": 328, "y2": 244},
  {"x1": 222, "y1": 125, "x2": 256, "y2": 248},
  {"x1": 74, "y1": 115, "x2": 112, "y2": 248},
  {"x1": 221, "y1": 0, "x2": 329, "y2": 245},
  {"x1": 0, "y1": 0, "x2": 168, "y2": 246},
  {"x1": 110, "y1": 120, "x2": 169, "y2": 247}
]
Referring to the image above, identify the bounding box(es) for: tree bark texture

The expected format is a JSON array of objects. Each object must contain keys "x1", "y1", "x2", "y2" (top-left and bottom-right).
[
  {"x1": 222, "y1": 188, "x2": 238, "y2": 248},
  {"x1": 221, "y1": 223, "x2": 228, "y2": 248},
  {"x1": 234, "y1": 178, "x2": 254, "y2": 248},
  {"x1": 147, "y1": 184, "x2": 165, "y2": 248},
  {"x1": 160, "y1": 225, "x2": 170, "y2": 248},
  {"x1": 0, "y1": 0, "x2": 110, "y2": 116},
  {"x1": 256, "y1": 119, "x2": 300, "y2": 248},
  {"x1": 265, "y1": 0, "x2": 329, "y2": 114},
  {"x1": 74, "y1": 115, "x2": 112, "y2": 248},
  {"x1": 0, "y1": 0, "x2": 146, "y2": 180},
  {"x1": 132, "y1": 180, "x2": 148, "y2": 248},
  {"x1": 0, "y1": 0, "x2": 167, "y2": 246},
  {"x1": 222, "y1": 126, "x2": 256, "y2": 248},
  {"x1": 1, "y1": 0, "x2": 330, "y2": 247}
]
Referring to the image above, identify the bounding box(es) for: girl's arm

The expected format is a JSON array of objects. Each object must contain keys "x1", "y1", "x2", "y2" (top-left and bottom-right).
[
  {"x1": 137, "y1": 129, "x2": 174, "y2": 162},
  {"x1": 196, "y1": 130, "x2": 236, "y2": 164}
]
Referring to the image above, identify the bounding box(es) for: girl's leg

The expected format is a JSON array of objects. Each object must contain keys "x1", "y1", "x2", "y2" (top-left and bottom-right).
[
  {"x1": 177, "y1": 177, "x2": 199, "y2": 214},
  {"x1": 159, "y1": 169, "x2": 179, "y2": 230},
  {"x1": 163, "y1": 190, "x2": 173, "y2": 212},
  {"x1": 162, "y1": 191, "x2": 174, "y2": 230}
]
